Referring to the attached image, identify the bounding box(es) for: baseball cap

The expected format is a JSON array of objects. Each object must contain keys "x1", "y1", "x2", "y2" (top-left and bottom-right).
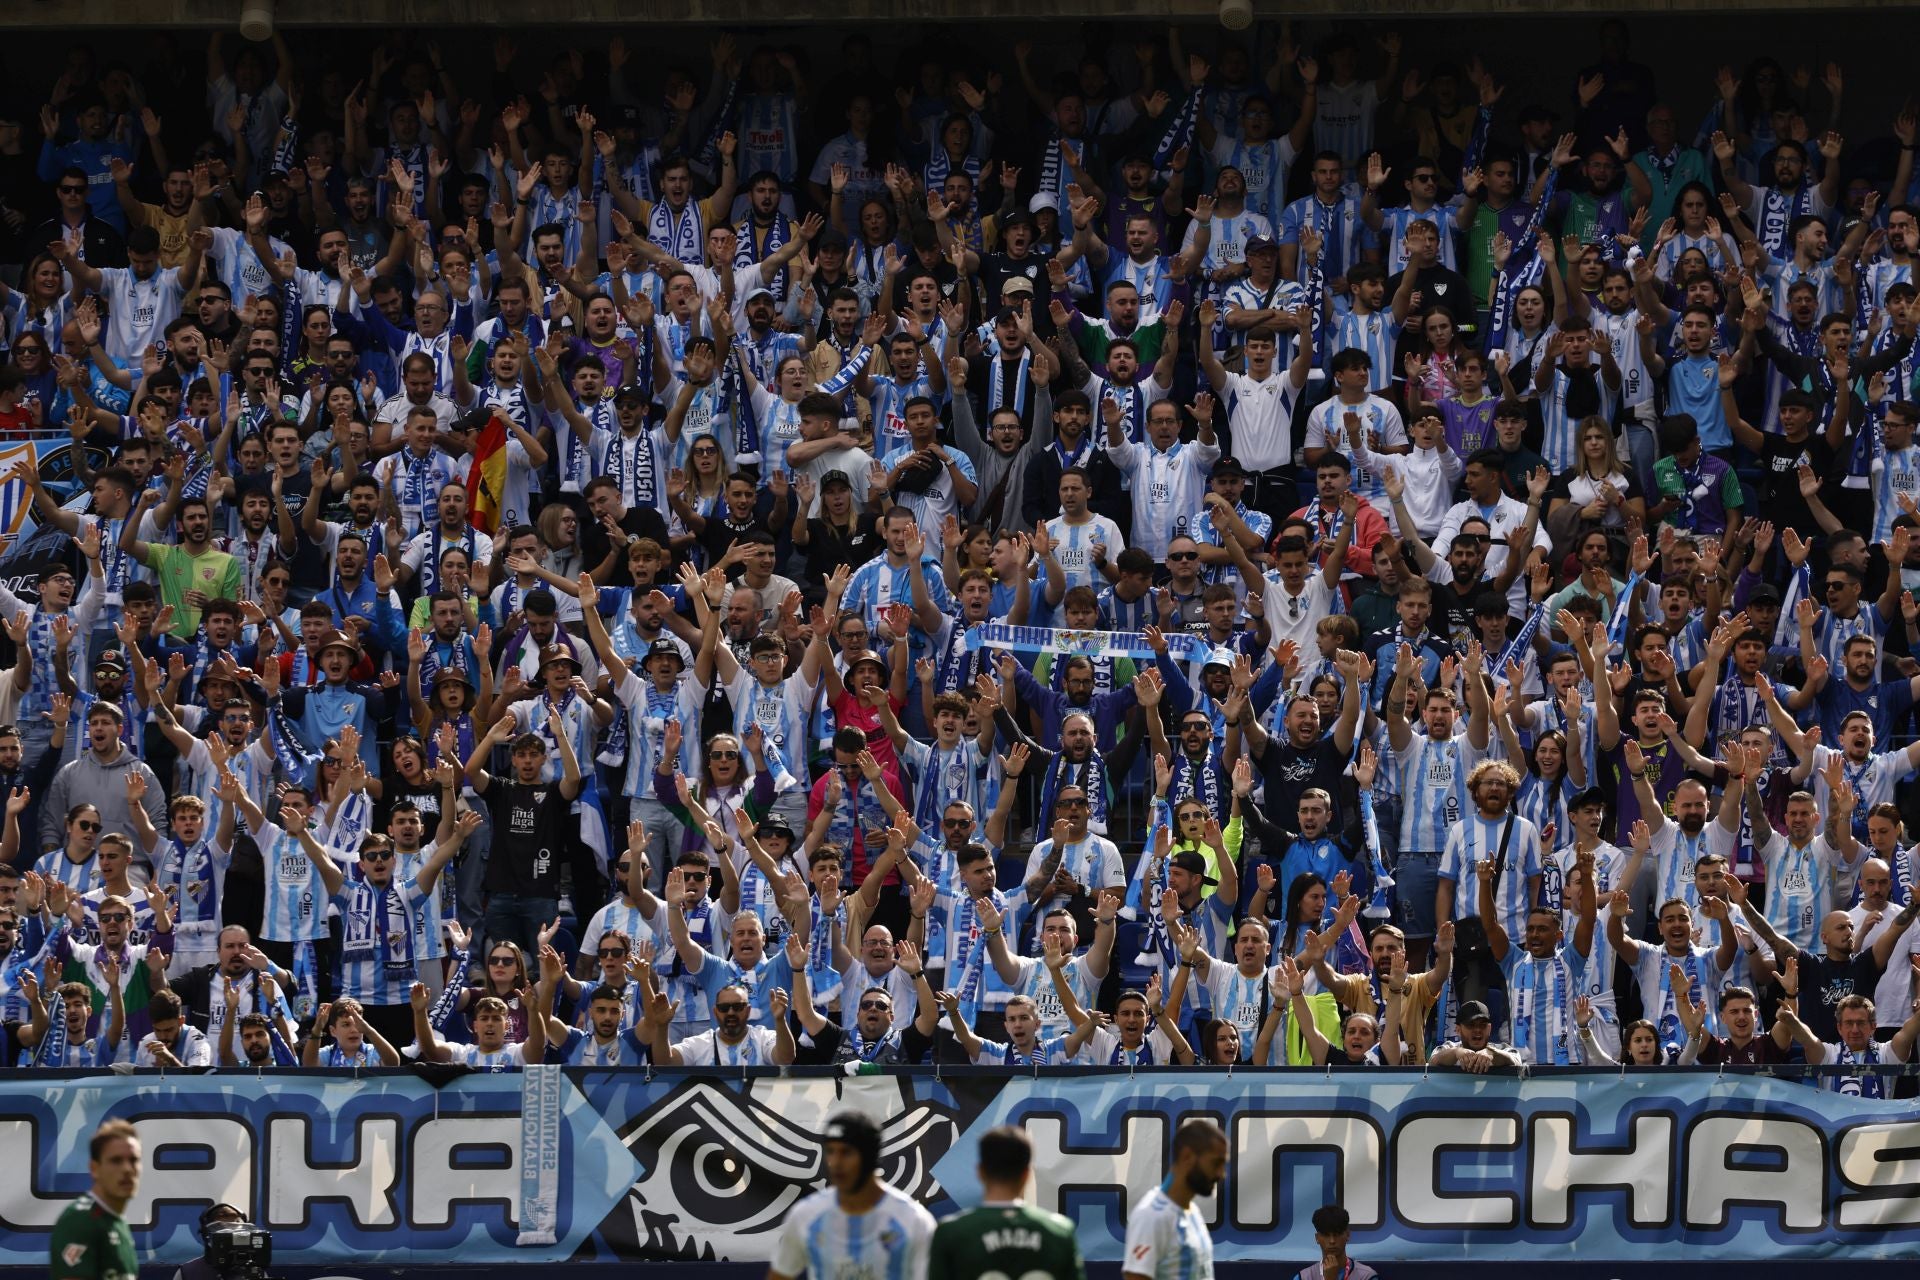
[
  {"x1": 1211, "y1": 456, "x2": 1245, "y2": 479},
  {"x1": 1000, "y1": 275, "x2": 1035, "y2": 296},
  {"x1": 1246, "y1": 234, "x2": 1279, "y2": 253},
  {"x1": 613, "y1": 383, "x2": 648, "y2": 406},
  {"x1": 820, "y1": 469, "x2": 853, "y2": 491},
  {"x1": 1168, "y1": 850, "x2": 1220, "y2": 886},
  {"x1": 742, "y1": 285, "x2": 775, "y2": 304},
  {"x1": 1567, "y1": 786, "x2": 1609, "y2": 812},
  {"x1": 1457, "y1": 1000, "x2": 1494, "y2": 1025},
  {"x1": 94, "y1": 650, "x2": 127, "y2": 675},
  {"x1": 1028, "y1": 192, "x2": 1059, "y2": 213},
  {"x1": 1747, "y1": 584, "x2": 1783, "y2": 605}
]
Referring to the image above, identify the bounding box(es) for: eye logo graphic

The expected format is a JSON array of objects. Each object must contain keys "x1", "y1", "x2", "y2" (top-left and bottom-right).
[{"x1": 593, "y1": 1077, "x2": 958, "y2": 1261}]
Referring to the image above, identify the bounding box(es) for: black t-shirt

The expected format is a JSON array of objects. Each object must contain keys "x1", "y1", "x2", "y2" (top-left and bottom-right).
[
  {"x1": 976, "y1": 248, "x2": 1053, "y2": 321},
  {"x1": 803, "y1": 513, "x2": 881, "y2": 582},
  {"x1": 581, "y1": 503, "x2": 672, "y2": 586},
  {"x1": 1753, "y1": 430, "x2": 1836, "y2": 536},
  {"x1": 1252, "y1": 734, "x2": 1359, "y2": 845},
  {"x1": 793, "y1": 1019, "x2": 935, "y2": 1066},
  {"x1": 1792, "y1": 945, "x2": 1886, "y2": 1042},
  {"x1": 698, "y1": 515, "x2": 759, "y2": 574},
  {"x1": 484, "y1": 781, "x2": 573, "y2": 897},
  {"x1": 1433, "y1": 577, "x2": 1507, "y2": 652}
]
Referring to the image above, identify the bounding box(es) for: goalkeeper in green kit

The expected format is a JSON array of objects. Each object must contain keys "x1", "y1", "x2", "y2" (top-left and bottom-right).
[{"x1": 931, "y1": 1126, "x2": 1085, "y2": 1280}]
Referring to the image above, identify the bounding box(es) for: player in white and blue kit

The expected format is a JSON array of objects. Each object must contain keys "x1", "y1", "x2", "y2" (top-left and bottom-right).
[
  {"x1": 770, "y1": 1111, "x2": 936, "y2": 1280},
  {"x1": 1122, "y1": 1117, "x2": 1226, "y2": 1280}
]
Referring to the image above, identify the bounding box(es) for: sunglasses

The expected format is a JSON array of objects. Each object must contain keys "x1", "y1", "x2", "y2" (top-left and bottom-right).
[
  {"x1": 942, "y1": 817, "x2": 972, "y2": 828},
  {"x1": 361, "y1": 849, "x2": 395, "y2": 862},
  {"x1": 58, "y1": 184, "x2": 87, "y2": 194},
  {"x1": 488, "y1": 955, "x2": 518, "y2": 965},
  {"x1": 714, "y1": 1001, "x2": 749, "y2": 1013},
  {"x1": 1057, "y1": 798, "x2": 1089, "y2": 809},
  {"x1": 1825, "y1": 581, "x2": 1852, "y2": 591},
  {"x1": 98, "y1": 912, "x2": 131, "y2": 923},
  {"x1": 76, "y1": 820, "x2": 102, "y2": 832},
  {"x1": 1167, "y1": 551, "x2": 1199, "y2": 562},
  {"x1": 858, "y1": 999, "x2": 891, "y2": 1011},
  {"x1": 709, "y1": 749, "x2": 740, "y2": 760},
  {"x1": 598, "y1": 948, "x2": 629, "y2": 959}
]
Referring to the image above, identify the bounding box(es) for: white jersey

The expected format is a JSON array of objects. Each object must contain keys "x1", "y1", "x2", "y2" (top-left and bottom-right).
[
  {"x1": 1589, "y1": 306, "x2": 1653, "y2": 409},
  {"x1": 1123, "y1": 1186, "x2": 1216, "y2": 1280},
  {"x1": 1043, "y1": 514, "x2": 1127, "y2": 590},
  {"x1": 770, "y1": 1183, "x2": 935, "y2": 1280},
  {"x1": 1109, "y1": 437, "x2": 1219, "y2": 560},
  {"x1": 1221, "y1": 368, "x2": 1309, "y2": 473},
  {"x1": 672, "y1": 1024, "x2": 781, "y2": 1066},
  {"x1": 1439, "y1": 809, "x2": 1544, "y2": 944},
  {"x1": 1305, "y1": 395, "x2": 1406, "y2": 508},
  {"x1": 1753, "y1": 827, "x2": 1852, "y2": 952},
  {"x1": 444, "y1": 1042, "x2": 529, "y2": 1071}
]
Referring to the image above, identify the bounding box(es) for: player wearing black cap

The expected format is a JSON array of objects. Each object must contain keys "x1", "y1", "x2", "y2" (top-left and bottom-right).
[{"x1": 770, "y1": 1110, "x2": 934, "y2": 1280}]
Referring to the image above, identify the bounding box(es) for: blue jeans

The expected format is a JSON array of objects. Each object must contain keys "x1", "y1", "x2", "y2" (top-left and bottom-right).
[
  {"x1": 483, "y1": 893, "x2": 559, "y2": 961},
  {"x1": 1394, "y1": 850, "x2": 1443, "y2": 940}
]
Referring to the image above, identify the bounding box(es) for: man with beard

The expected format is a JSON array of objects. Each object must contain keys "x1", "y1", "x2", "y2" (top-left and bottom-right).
[
  {"x1": 1437, "y1": 760, "x2": 1544, "y2": 958},
  {"x1": 1235, "y1": 647, "x2": 1365, "y2": 846},
  {"x1": 537, "y1": 966, "x2": 655, "y2": 1067},
  {"x1": 1181, "y1": 165, "x2": 1271, "y2": 308},
  {"x1": 1122, "y1": 1118, "x2": 1227, "y2": 1280},
  {"x1": 646, "y1": 973, "x2": 794, "y2": 1066},
  {"x1": 123, "y1": 493, "x2": 237, "y2": 641},
  {"x1": 788, "y1": 931, "x2": 938, "y2": 1066},
  {"x1": 1428, "y1": 999, "x2": 1525, "y2": 1072},
  {"x1": 1716, "y1": 132, "x2": 1843, "y2": 262},
  {"x1": 171, "y1": 924, "x2": 293, "y2": 1039}
]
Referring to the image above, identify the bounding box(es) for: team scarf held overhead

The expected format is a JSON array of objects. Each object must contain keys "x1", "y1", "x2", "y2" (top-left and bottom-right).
[
  {"x1": 1605, "y1": 572, "x2": 1644, "y2": 652},
  {"x1": 278, "y1": 278, "x2": 302, "y2": 385},
  {"x1": 697, "y1": 76, "x2": 742, "y2": 177},
  {"x1": 430, "y1": 947, "x2": 471, "y2": 1030},
  {"x1": 1153, "y1": 85, "x2": 1206, "y2": 170},
  {"x1": 1356, "y1": 788, "x2": 1395, "y2": 919},
  {"x1": 735, "y1": 214, "x2": 790, "y2": 302},
  {"x1": 1126, "y1": 798, "x2": 1176, "y2": 963},
  {"x1": 35, "y1": 987, "x2": 70, "y2": 1067}
]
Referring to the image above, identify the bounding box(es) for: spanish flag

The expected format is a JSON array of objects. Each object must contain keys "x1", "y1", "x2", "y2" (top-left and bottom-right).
[{"x1": 466, "y1": 409, "x2": 509, "y2": 535}]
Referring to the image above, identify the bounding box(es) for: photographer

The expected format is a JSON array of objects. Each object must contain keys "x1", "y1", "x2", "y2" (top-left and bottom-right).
[{"x1": 175, "y1": 1204, "x2": 268, "y2": 1280}]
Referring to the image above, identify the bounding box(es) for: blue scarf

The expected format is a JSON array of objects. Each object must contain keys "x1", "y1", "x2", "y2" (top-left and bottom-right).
[
  {"x1": 341, "y1": 878, "x2": 417, "y2": 978},
  {"x1": 430, "y1": 948, "x2": 470, "y2": 1031},
  {"x1": 1171, "y1": 749, "x2": 1226, "y2": 824},
  {"x1": 1039, "y1": 748, "x2": 1109, "y2": 831},
  {"x1": 696, "y1": 77, "x2": 742, "y2": 176},
  {"x1": 1357, "y1": 789, "x2": 1395, "y2": 920},
  {"x1": 35, "y1": 987, "x2": 71, "y2": 1067},
  {"x1": 735, "y1": 214, "x2": 791, "y2": 303},
  {"x1": 161, "y1": 837, "x2": 218, "y2": 932},
  {"x1": 1153, "y1": 86, "x2": 1205, "y2": 169}
]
